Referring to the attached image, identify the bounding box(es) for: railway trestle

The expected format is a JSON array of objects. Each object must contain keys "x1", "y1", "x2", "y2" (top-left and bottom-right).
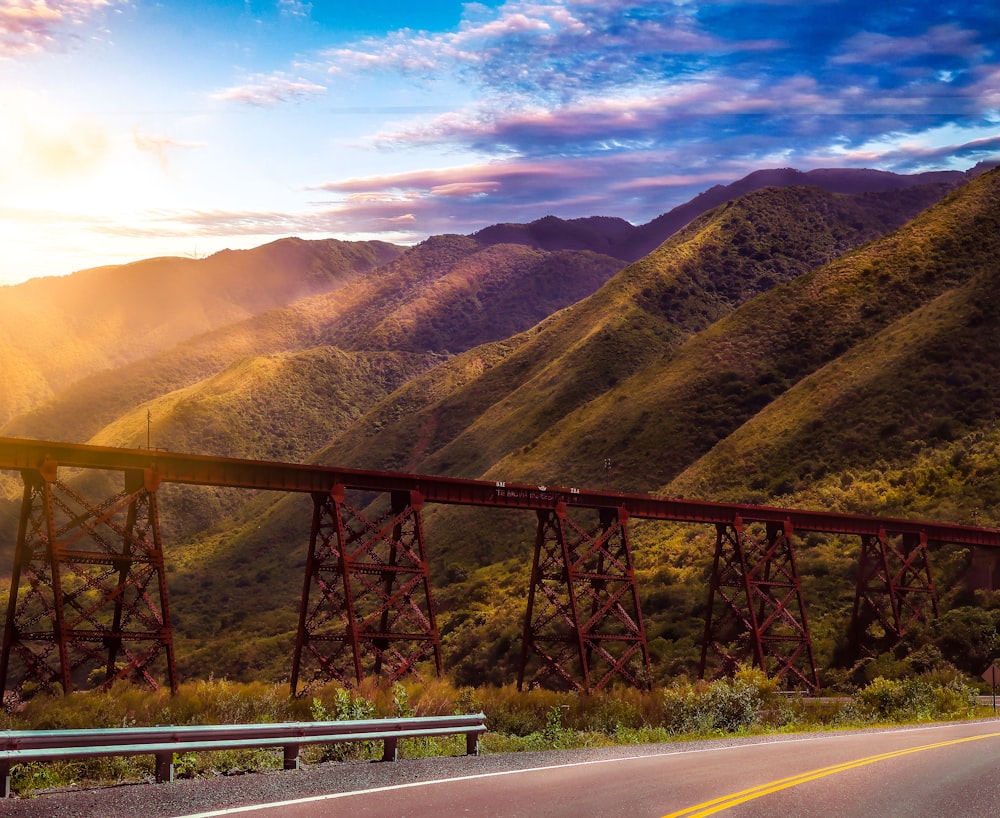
[{"x1": 2, "y1": 437, "x2": 999, "y2": 698}]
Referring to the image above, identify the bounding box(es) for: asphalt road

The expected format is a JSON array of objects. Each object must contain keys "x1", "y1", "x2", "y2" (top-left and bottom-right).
[{"x1": 8, "y1": 721, "x2": 1000, "y2": 817}]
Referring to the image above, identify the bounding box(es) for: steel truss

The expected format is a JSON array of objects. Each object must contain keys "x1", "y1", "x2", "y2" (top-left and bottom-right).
[
  {"x1": 291, "y1": 486, "x2": 443, "y2": 693},
  {"x1": 0, "y1": 463, "x2": 177, "y2": 703},
  {"x1": 518, "y1": 503, "x2": 651, "y2": 692},
  {"x1": 2, "y1": 438, "x2": 985, "y2": 697},
  {"x1": 700, "y1": 517, "x2": 818, "y2": 691},
  {"x1": 849, "y1": 529, "x2": 938, "y2": 658}
]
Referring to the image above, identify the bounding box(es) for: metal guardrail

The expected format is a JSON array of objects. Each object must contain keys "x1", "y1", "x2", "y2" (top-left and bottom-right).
[{"x1": 0, "y1": 713, "x2": 487, "y2": 798}]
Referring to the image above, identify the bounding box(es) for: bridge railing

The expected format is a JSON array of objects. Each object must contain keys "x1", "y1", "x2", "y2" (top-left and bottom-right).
[{"x1": 0, "y1": 713, "x2": 487, "y2": 798}]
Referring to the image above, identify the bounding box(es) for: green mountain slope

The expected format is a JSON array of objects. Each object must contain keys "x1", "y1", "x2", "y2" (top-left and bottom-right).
[
  {"x1": 486, "y1": 170, "x2": 1000, "y2": 494},
  {"x1": 670, "y1": 238, "x2": 1000, "y2": 516},
  {"x1": 325, "y1": 183, "x2": 958, "y2": 489}
]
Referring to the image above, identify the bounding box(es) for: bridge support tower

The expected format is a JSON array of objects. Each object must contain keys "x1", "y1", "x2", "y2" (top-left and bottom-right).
[
  {"x1": 291, "y1": 486, "x2": 443, "y2": 694},
  {"x1": 848, "y1": 529, "x2": 938, "y2": 659},
  {"x1": 700, "y1": 517, "x2": 818, "y2": 691},
  {"x1": 0, "y1": 461, "x2": 177, "y2": 702},
  {"x1": 518, "y1": 503, "x2": 651, "y2": 692}
]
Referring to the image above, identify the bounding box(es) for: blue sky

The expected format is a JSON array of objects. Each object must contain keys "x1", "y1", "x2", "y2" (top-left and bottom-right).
[{"x1": 0, "y1": 0, "x2": 998, "y2": 285}]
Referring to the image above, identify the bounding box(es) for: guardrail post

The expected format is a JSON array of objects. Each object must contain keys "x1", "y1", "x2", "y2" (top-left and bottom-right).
[
  {"x1": 466, "y1": 730, "x2": 480, "y2": 756},
  {"x1": 1, "y1": 760, "x2": 10, "y2": 798},
  {"x1": 381, "y1": 736, "x2": 399, "y2": 762},
  {"x1": 155, "y1": 751, "x2": 174, "y2": 783},
  {"x1": 283, "y1": 743, "x2": 301, "y2": 770}
]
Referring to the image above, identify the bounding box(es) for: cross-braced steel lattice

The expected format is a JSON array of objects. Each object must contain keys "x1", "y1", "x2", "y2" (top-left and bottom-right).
[
  {"x1": 848, "y1": 529, "x2": 938, "y2": 658},
  {"x1": 291, "y1": 486, "x2": 443, "y2": 693},
  {"x1": 699, "y1": 517, "x2": 818, "y2": 691},
  {"x1": 518, "y1": 503, "x2": 651, "y2": 692},
  {"x1": 0, "y1": 463, "x2": 177, "y2": 703}
]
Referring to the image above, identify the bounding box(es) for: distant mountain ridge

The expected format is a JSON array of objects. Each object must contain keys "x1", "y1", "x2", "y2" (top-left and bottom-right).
[
  {"x1": 1, "y1": 237, "x2": 624, "y2": 444},
  {"x1": 472, "y1": 165, "x2": 991, "y2": 262}
]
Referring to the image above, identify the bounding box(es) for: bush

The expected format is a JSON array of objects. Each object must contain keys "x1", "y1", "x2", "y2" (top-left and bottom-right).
[
  {"x1": 308, "y1": 688, "x2": 379, "y2": 762},
  {"x1": 845, "y1": 676, "x2": 979, "y2": 723},
  {"x1": 662, "y1": 667, "x2": 778, "y2": 735}
]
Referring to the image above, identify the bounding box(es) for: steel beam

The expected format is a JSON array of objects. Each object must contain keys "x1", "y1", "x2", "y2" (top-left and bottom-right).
[{"x1": 2, "y1": 438, "x2": 999, "y2": 548}]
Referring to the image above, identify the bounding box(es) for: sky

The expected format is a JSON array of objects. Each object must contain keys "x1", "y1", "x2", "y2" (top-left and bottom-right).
[{"x1": 0, "y1": 0, "x2": 998, "y2": 286}]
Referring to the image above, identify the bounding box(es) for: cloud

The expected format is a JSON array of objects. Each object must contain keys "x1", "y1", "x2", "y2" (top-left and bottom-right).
[
  {"x1": 429, "y1": 181, "x2": 502, "y2": 196},
  {"x1": 831, "y1": 24, "x2": 984, "y2": 66},
  {"x1": 0, "y1": 0, "x2": 115, "y2": 58},
  {"x1": 824, "y1": 129, "x2": 1000, "y2": 168},
  {"x1": 321, "y1": 1, "x2": 780, "y2": 101},
  {"x1": 306, "y1": 154, "x2": 746, "y2": 235},
  {"x1": 212, "y1": 72, "x2": 327, "y2": 106},
  {"x1": 312, "y1": 0, "x2": 999, "y2": 186},
  {"x1": 278, "y1": 0, "x2": 311, "y2": 19},
  {"x1": 367, "y1": 76, "x2": 833, "y2": 154},
  {"x1": 133, "y1": 131, "x2": 207, "y2": 172}
]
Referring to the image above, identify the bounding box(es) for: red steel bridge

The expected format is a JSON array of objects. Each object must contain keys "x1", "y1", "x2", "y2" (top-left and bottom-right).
[{"x1": 2, "y1": 436, "x2": 999, "y2": 699}]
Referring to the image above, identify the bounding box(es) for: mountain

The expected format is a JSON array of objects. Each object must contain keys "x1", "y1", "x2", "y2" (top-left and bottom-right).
[
  {"x1": 0, "y1": 238, "x2": 403, "y2": 427},
  {"x1": 472, "y1": 215, "x2": 636, "y2": 257},
  {"x1": 1, "y1": 238, "x2": 624, "y2": 446},
  {"x1": 3, "y1": 164, "x2": 998, "y2": 687},
  {"x1": 324, "y1": 183, "x2": 970, "y2": 490}
]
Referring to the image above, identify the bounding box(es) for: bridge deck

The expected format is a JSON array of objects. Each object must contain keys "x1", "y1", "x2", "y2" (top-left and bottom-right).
[{"x1": 2, "y1": 437, "x2": 997, "y2": 546}]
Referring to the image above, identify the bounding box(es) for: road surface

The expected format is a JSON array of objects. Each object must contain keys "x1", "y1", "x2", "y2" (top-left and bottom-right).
[{"x1": 7, "y1": 720, "x2": 1000, "y2": 817}]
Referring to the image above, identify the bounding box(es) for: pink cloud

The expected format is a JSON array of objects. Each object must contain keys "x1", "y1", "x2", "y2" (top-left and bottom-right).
[
  {"x1": 831, "y1": 24, "x2": 983, "y2": 65},
  {"x1": 430, "y1": 181, "x2": 503, "y2": 196},
  {"x1": 314, "y1": 159, "x2": 578, "y2": 195},
  {"x1": 368, "y1": 76, "x2": 830, "y2": 151},
  {"x1": 1, "y1": 0, "x2": 114, "y2": 58},
  {"x1": 212, "y1": 73, "x2": 327, "y2": 106}
]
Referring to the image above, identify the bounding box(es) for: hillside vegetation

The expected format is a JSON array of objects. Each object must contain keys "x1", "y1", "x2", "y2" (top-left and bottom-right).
[{"x1": 326, "y1": 183, "x2": 965, "y2": 490}]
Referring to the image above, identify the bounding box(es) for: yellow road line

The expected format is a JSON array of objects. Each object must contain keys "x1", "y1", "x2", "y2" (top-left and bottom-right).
[{"x1": 662, "y1": 730, "x2": 1000, "y2": 818}]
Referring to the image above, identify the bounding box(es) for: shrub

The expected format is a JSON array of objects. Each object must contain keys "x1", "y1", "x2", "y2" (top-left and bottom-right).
[
  {"x1": 308, "y1": 688, "x2": 379, "y2": 762},
  {"x1": 845, "y1": 676, "x2": 979, "y2": 723},
  {"x1": 662, "y1": 667, "x2": 776, "y2": 735}
]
